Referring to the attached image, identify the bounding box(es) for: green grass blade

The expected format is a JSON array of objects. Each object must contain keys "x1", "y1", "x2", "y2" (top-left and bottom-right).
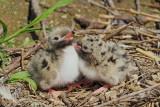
[
  {"x1": 0, "y1": 19, "x2": 8, "y2": 36},
  {"x1": 31, "y1": 0, "x2": 73, "y2": 25},
  {"x1": 0, "y1": 0, "x2": 73, "y2": 44}
]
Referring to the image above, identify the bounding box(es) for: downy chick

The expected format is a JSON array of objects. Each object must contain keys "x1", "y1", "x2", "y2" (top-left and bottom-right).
[
  {"x1": 28, "y1": 27, "x2": 80, "y2": 90},
  {"x1": 78, "y1": 35, "x2": 137, "y2": 86}
]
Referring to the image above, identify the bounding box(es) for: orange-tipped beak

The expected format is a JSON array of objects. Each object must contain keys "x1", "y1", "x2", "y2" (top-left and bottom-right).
[
  {"x1": 73, "y1": 44, "x2": 81, "y2": 50},
  {"x1": 64, "y1": 32, "x2": 73, "y2": 41}
]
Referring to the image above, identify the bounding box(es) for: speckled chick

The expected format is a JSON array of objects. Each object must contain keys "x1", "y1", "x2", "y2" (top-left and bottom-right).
[
  {"x1": 78, "y1": 35, "x2": 137, "y2": 85},
  {"x1": 28, "y1": 27, "x2": 80, "y2": 90}
]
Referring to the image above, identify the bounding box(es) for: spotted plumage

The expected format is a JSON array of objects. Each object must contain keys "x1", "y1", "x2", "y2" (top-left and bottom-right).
[{"x1": 77, "y1": 35, "x2": 137, "y2": 85}]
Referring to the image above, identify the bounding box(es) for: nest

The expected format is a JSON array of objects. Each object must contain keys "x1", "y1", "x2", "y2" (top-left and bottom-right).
[{"x1": 0, "y1": 0, "x2": 160, "y2": 107}]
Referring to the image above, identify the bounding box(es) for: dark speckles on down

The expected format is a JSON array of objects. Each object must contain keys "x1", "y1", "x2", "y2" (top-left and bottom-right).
[
  {"x1": 108, "y1": 56, "x2": 116, "y2": 63},
  {"x1": 42, "y1": 59, "x2": 48, "y2": 68}
]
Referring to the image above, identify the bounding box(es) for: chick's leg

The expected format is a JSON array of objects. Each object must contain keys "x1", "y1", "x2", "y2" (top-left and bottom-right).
[
  {"x1": 67, "y1": 83, "x2": 82, "y2": 92},
  {"x1": 48, "y1": 88, "x2": 64, "y2": 97},
  {"x1": 93, "y1": 83, "x2": 112, "y2": 95}
]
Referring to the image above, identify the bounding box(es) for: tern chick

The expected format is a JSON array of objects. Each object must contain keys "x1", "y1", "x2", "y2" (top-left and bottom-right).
[{"x1": 28, "y1": 27, "x2": 80, "y2": 90}]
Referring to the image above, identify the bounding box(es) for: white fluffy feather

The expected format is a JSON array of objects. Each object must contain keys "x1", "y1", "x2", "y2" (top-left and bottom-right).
[
  {"x1": 50, "y1": 45, "x2": 80, "y2": 87},
  {"x1": 79, "y1": 58, "x2": 100, "y2": 80}
]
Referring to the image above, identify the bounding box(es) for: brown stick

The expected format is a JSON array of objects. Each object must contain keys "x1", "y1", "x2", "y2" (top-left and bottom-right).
[
  {"x1": 3, "y1": 43, "x2": 42, "y2": 76},
  {"x1": 103, "y1": 22, "x2": 133, "y2": 40},
  {"x1": 100, "y1": 14, "x2": 160, "y2": 23},
  {"x1": 136, "y1": 48, "x2": 160, "y2": 61},
  {"x1": 75, "y1": 29, "x2": 111, "y2": 35},
  {"x1": 105, "y1": 0, "x2": 120, "y2": 15},
  {"x1": 141, "y1": 3, "x2": 160, "y2": 10},
  {"x1": 28, "y1": 0, "x2": 47, "y2": 40},
  {"x1": 138, "y1": 31, "x2": 160, "y2": 40},
  {"x1": 134, "y1": 0, "x2": 141, "y2": 12},
  {"x1": 97, "y1": 83, "x2": 160, "y2": 107},
  {"x1": 88, "y1": 0, "x2": 160, "y2": 22},
  {"x1": 20, "y1": 48, "x2": 24, "y2": 70},
  {"x1": 77, "y1": 92, "x2": 92, "y2": 107},
  {"x1": 115, "y1": 8, "x2": 160, "y2": 21},
  {"x1": 88, "y1": 0, "x2": 117, "y2": 15}
]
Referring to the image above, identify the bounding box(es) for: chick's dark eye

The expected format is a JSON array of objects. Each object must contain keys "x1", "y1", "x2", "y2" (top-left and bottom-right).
[
  {"x1": 101, "y1": 52, "x2": 106, "y2": 56},
  {"x1": 90, "y1": 39, "x2": 93, "y2": 42},
  {"x1": 99, "y1": 43, "x2": 102, "y2": 46},
  {"x1": 83, "y1": 46, "x2": 88, "y2": 50},
  {"x1": 42, "y1": 59, "x2": 48, "y2": 68},
  {"x1": 54, "y1": 37, "x2": 59, "y2": 40}
]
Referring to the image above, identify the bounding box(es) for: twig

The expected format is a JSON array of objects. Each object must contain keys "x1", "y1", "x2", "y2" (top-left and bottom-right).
[
  {"x1": 104, "y1": 18, "x2": 112, "y2": 32},
  {"x1": 138, "y1": 31, "x2": 160, "y2": 40},
  {"x1": 31, "y1": 0, "x2": 41, "y2": 15},
  {"x1": 2, "y1": 43, "x2": 42, "y2": 76},
  {"x1": 112, "y1": 71, "x2": 148, "y2": 91},
  {"x1": 102, "y1": 0, "x2": 114, "y2": 31},
  {"x1": 28, "y1": 0, "x2": 39, "y2": 40},
  {"x1": 103, "y1": 22, "x2": 133, "y2": 40},
  {"x1": 4, "y1": 48, "x2": 24, "y2": 53},
  {"x1": 124, "y1": 26, "x2": 160, "y2": 39},
  {"x1": 119, "y1": 39, "x2": 159, "y2": 44},
  {"x1": 149, "y1": 47, "x2": 160, "y2": 51},
  {"x1": 20, "y1": 48, "x2": 24, "y2": 70},
  {"x1": 32, "y1": 0, "x2": 47, "y2": 38},
  {"x1": 97, "y1": 83, "x2": 160, "y2": 107},
  {"x1": 134, "y1": 0, "x2": 141, "y2": 12},
  {"x1": 75, "y1": 29, "x2": 111, "y2": 35},
  {"x1": 28, "y1": 0, "x2": 47, "y2": 40},
  {"x1": 88, "y1": 0, "x2": 117, "y2": 15},
  {"x1": 136, "y1": 48, "x2": 160, "y2": 62},
  {"x1": 89, "y1": 0, "x2": 160, "y2": 21},
  {"x1": 100, "y1": 14, "x2": 159, "y2": 23},
  {"x1": 141, "y1": 2, "x2": 160, "y2": 10},
  {"x1": 104, "y1": 0, "x2": 120, "y2": 15},
  {"x1": 106, "y1": 0, "x2": 116, "y2": 8},
  {"x1": 59, "y1": 93, "x2": 72, "y2": 107},
  {"x1": 71, "y1": 19, "x2": 76, "y2": 31},
  {"x1": 77, "y1": 92, "x2": 92, "y2": 107},
  {"x1": 115, "y1": 8, "x2": 160, "y2": 21},
  {"x1": 134, "y1": 0, "x2": 144, "y2": 24}
]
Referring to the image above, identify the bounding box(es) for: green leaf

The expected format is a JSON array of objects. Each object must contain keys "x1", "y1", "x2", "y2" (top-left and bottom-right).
[
  {"x1": 8, "y1": 71, "x2": 38, "y2": 91},
  {"x1": 24, "y1": 78, "x2": 37, "y2": 91},
  {"x1": 8, "y1": 71, "x2": 31, "y2": 81},
  {"x1": 31, "y1": 0, "x2": 74, "y2": 25},
  {"x1": 0, "y1": 0, "x2": 73, "y2": 44},
  {"x1": 0, "y1": 19, "x2": 8, "y2": 36}
]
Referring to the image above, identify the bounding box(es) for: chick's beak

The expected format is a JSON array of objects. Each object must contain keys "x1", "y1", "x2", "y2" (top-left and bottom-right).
[
  {"x1": 64, "y1": 32, "x2": 73, "y2": 41},
  {"x1": 73, "y1": 43, "x2": 81, "y2": 51}
]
